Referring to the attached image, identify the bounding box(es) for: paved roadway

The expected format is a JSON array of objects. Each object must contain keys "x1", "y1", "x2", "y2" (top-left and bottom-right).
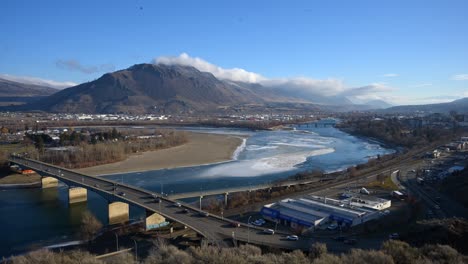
[{"x1": 8, "y1": 156, "x2": 314, "y2": 250}]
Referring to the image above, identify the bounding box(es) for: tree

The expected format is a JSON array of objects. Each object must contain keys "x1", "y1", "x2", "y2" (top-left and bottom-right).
[
  {"x1": 36, "y1": 136, "x2": 44, "y2": 153},
  {"x1": 309, "y1": 242, "x2": 328, "y2": 260},
  {"x1": 80, "y1": 210, "x2": 102, "y2": 242}
]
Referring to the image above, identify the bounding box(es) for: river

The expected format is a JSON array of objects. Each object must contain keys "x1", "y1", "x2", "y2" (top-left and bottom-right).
[{"x1": 0, "y1": 125, "x2": 393, "y2": 257}]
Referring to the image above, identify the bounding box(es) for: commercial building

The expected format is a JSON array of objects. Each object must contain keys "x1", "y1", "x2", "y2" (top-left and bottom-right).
[{"x1": 260, "y1": 195, "x2": 390, "y2": 232}]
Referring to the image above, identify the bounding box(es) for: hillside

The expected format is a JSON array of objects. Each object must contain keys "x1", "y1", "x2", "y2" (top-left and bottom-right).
[
  {"x1": 382, "y1": 98, "x2": 468, "y2": 114},
  {"x1": 0, "y1": 78, "x2": 58, "y2": 106},
  {"x1": 21, "y1": 64, "x2": 309, "y2": 114}
]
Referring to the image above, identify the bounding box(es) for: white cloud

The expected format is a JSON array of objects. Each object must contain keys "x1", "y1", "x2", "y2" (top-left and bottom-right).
[
  {"x1": 382, "y1": 73, "x2": 399, "y2": 77},
  {"x1": 451, "y1": 74, "x2": 468, "y2": 81},
  {"x1": 155, "y1": 53, "x2": 265, "y2": 83},
  {"x1": 153, "y1": 53, "x2": 397, "y2": 105},
  {"x1": 0, "y1": 73, "x2": 76, "y2": 89},
  {"x1": 261, "y1": 77, "x2": 346, "y2": 97}
]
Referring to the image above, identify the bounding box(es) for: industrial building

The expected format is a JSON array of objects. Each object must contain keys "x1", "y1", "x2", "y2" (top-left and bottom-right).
[{"x1": 260, "y1": 195, "x2": 390, "y2": 231}]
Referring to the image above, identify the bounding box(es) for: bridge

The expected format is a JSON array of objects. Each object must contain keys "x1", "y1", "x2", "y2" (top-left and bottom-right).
[
  {"x1": 8, "y1": 155, "x2": 313, "y2": 250},
  {"x1": 296, "y1": 118, "x2": 338, "y2": 128}
]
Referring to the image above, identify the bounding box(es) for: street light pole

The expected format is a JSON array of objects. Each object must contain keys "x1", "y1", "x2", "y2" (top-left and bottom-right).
[
  {"x1": 114, "y1": 233, "x2": 119, "y2": 251},
  {"x1": 247, "y1": 216, "x2": 252, "y2": 244},
  {"x1": 132, "y1": 239, "x2": 138, "y2": 262}
]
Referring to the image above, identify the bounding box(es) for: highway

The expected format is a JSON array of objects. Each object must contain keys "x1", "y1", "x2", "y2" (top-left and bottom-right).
[{"x1": 8, "y1": 156, "x2": 314, "y2": 250}]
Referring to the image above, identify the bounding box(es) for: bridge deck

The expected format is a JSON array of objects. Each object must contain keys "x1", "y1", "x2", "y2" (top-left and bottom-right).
[{"x1": 8, "y1": 156, "x2": 313, "y2": 250}]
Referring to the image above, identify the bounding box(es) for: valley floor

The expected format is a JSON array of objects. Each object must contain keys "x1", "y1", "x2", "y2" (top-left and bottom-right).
[{"x1": 76, "y1": 132, "x2": 245, "y2": 176}]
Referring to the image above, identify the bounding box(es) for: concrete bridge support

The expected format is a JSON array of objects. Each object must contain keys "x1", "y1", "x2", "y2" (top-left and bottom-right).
[
  {"x1": 145, "y1": 211, "x2": 167, "y2": 231},
  {"x1": 108, "y1": 201, "x2": 129, "y2": 225},
  {"x1": 41, "y1": 176, "x2": 58, "y2": 189},
  {"x1": 68, "y1": 187, "x2": 87, "y2": 204}
]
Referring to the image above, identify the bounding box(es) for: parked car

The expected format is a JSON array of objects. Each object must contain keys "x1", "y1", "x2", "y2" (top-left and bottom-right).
[
  {"x1": 230, "y1": 222, "x2": 241, "y2": 228},
  {"x1": 389, "y1": 233, "x2": 400, "y2": 240},
  {"x1": 118, "y1": 192, "x2": 125, "y2": 196},
  {"x1": 182, "y1": 208, "x2": 189, "y2": 214},
  {"x1": 94, "y1": 184, "x2": 100, "y2": 188},
  {"x1": 286, "y1": 235, "x2": 299, "y2": 241},
  {"x1": 327, "y1": 223, "x2": 338, "y2": 230},
  {"x1": 263, "y1": 229, "x2": 275, "y2": 235},
  {"x1": 174, "y1": 202, "x2": 182, "y2": 207}
]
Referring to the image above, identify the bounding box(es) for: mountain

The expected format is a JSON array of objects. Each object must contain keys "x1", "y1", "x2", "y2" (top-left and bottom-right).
[
  {"x1": 363, "y1": 99, "x2": 393, "y2": 109},
  {"x1": 0, "y1": 78, "x2": 59, "y2": 106},
  {"x1": 382, "y1": 98, "x2": 468, "y2": 114},
  {"x1": 21, "y1": 64, "x2": 309, "y2": 114}
]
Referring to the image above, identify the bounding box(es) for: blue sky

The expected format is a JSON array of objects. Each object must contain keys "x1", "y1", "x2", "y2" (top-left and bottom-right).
[{"x1": 1, "y1": 0, "x2": 467, "y2": 105}]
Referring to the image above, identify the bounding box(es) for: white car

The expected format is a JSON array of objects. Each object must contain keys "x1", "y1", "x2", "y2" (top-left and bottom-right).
[
  {"x1": 174, "y1": 202, "x2": 182, "y2": 207},
  {"x1": 263, "y1": 229, "x2": 274, "y2": 235},
  {"x1": 286, "y1": 235, "x2": 299, "y2": 241}
]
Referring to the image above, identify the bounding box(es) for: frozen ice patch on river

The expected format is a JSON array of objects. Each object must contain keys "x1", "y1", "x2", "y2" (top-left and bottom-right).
[{"x1": 199, "y1": 148, "x2": 335, "y2": 177}]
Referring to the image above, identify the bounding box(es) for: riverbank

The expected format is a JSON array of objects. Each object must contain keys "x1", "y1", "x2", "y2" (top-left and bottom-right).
[
  {"x1": 76, "y1": 132, "x2": 246, "y2": 176},
  {"x1": 0, "y1": 173, "x2": 41, "y2": 189}
]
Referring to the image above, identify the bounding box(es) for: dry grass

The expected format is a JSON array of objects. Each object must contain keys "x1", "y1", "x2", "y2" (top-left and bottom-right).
[
  {"x1": 0, "y1": 173, "x2": 41, "y2": 184},
  {"x1": 366, "y1": 175, "x2": 398, "y2": 190}
]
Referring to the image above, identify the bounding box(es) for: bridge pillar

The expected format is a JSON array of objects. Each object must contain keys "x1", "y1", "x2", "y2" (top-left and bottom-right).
[
  {"x1": 224, "y1": 192, "x2": 229, "y2": 207},
  {"x1": 41, "y1": 176, "x2": 58, "y2": 189},
  {"x1": 68, "y1": 187, "x2": 87, "y2": 204},
  {"x1": 108, "y1": 201, "x2": 129, "y2": 225},
  {"x1": 145, "y1": 211, "x2": 167, "y2": 231}
]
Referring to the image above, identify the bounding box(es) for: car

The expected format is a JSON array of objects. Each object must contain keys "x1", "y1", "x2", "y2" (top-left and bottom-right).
[
  {"x1": 383, "y1": 210, "x2": 390, "y2": 215},
  {"x1": 118, "y1": 192, "x2": 126, "y2": 196},
  {"x1": 182, "y1": 208, "x2": 189, "y2": 214},
  {"x1": 286, "y1": 235, "x2": 299, "y2": 241},
  {"x1": 263, "y1": 229, "x2": 275, "y2": 235},
  {"x1": 258, "y1": 219, "x2": 266, "y2": 224},
  {"x1": 230, "y1": 222, "x2": 241, "y2": 228},
  {"x1": 94, "y1": 184, "x2": 100, "y2": 188},
  {"x1": 344, "y1": 238, "x2": 357, "y2": 245},
  {"x1": 252, "y1": 220, "x2": 264, "y2": 226},
  {"x1": 174, "y1": 202, "x2": 182, "y2": 207},
  {"x1": 389, "y1": 233, "x2": 399, "y2": 239},
  {"x1": 154, "y1": 198, "x2": 161, "y2": 203},
  {"x1": 434, "y1": 204, "x2": 440, "y2": 210},
  {"x1": 199, "y1": 211, "x2": 209, "y2": 217},
  {"x1": 333, "y1": 236, "x2": 346, "y2": 241},
  {"x1": 327, "y1": 223, "x2": 338, "y2": 230}
]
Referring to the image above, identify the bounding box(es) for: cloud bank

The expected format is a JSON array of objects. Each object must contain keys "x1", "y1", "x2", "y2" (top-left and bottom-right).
[
  {"x1": 0, "y1": 73, "x2": 76, "y2": 89},
  {"x1": 154, "y1": 53, "x2": 394, "y2": 104},
  {"x1": 451, "y1": 74, "x2": 468, "y2": 81},
  {"x1": 155, "y1": 53, "x2": 264, "y2": 83},
  {"x1": 56, "y1": 59, "x2": 115, "y2": 74}
]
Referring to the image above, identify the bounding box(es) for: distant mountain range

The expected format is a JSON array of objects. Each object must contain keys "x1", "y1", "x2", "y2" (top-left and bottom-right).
[
  {"x1": 381, "y1": 98, "x2": 468, "y2": 114},
  {"x1": 4, "y1": 64, "x2": 467, "y2": 114},
  {"x1": 0, "y1": 77, "x2": 58, "y2": 106}
]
